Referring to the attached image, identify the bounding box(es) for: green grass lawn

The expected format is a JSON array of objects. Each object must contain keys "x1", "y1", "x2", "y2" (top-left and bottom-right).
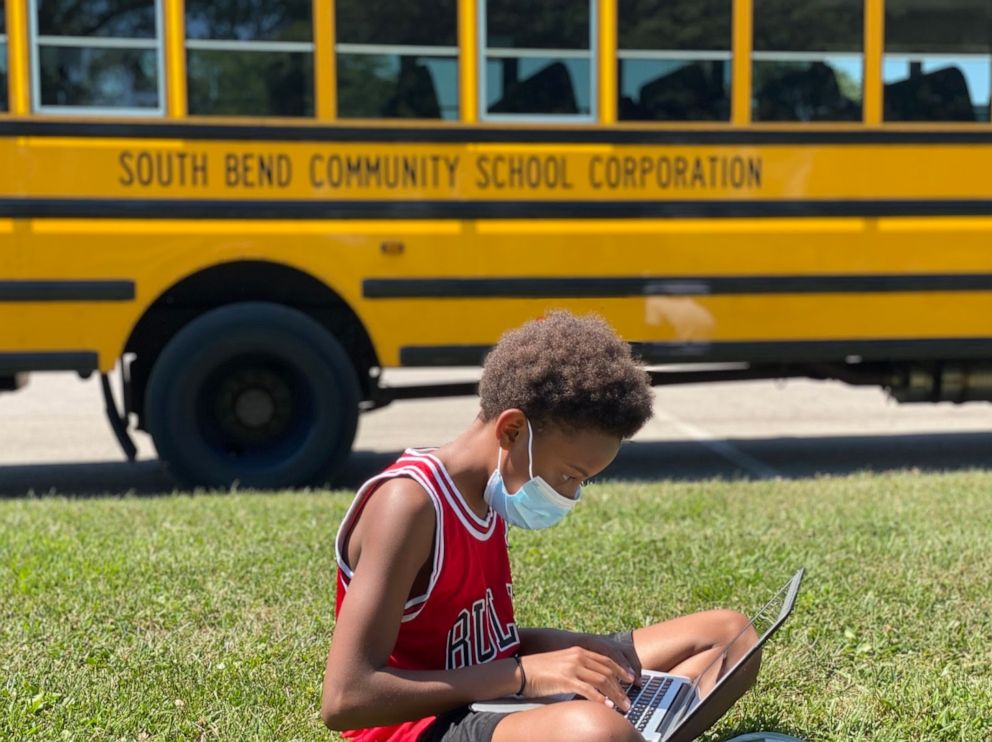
[{"x1": 2, "y1": 471, "x2": 991, "y2": 741}]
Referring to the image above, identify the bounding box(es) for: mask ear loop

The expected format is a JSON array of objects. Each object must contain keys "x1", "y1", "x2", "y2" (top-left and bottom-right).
[
  {"x1": 526, "y1": 419, "x2": 536, "y2": 480},
  {"x1": 497, "y1": 418, "x2": 534, "y2": 488}
]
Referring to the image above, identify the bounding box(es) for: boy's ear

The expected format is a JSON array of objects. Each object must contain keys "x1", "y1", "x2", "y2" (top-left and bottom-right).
[{"x1": 494, "y1": 409, "x2": 527, "y2": 448}]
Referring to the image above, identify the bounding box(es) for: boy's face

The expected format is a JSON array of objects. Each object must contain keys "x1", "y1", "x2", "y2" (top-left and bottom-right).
[{"x1": 498, "y1": 411, "x2": 622, "y2": 499}]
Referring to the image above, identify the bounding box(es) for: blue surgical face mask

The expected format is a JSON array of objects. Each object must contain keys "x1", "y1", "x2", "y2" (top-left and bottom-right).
[{"x1": 483, "y1": 419, "x2": 581, "y2": 529}]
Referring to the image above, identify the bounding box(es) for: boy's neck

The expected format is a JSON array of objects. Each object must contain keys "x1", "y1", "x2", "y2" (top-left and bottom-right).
[{"x1": 433, "y1": 416, "x2": 497, "y2": 519}]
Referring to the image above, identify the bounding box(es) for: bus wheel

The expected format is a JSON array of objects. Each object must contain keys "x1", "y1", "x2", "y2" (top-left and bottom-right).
[{"x1": 144, "y1": 302, "x2": 360, "y2": 489}]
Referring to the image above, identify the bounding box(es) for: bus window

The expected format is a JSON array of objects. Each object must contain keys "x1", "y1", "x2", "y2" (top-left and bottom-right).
[
  {"x1": 30, "y1": 0, "x2": 163, "y2": 114},
  {"x1": 482, "y1": 0, "x2": 593, "y2": 119},
  {"x1": 1, "y1": 1, "x2": 7, "y2": 112},
  {"x1": 617, "y1": 0, "x2": 731, "y2": 122},
  {"x1": 335, "y1": 0, "x2": 458, "y2": 120},
  {"x1": 883, "y1": 0, "x2": 991, "y2": 122},
  {"x1": 185, "y1": 0, "x2": 314, "y2": 117},
  {"x1": 752, "y1": 0, "x2": 863, "y2": 122}
]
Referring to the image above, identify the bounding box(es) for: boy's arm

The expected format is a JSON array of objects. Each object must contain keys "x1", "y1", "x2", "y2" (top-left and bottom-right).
[
  {"x1": 321, "y1": 478, "x2": 523, "y2": 730},
  {"x1": 519, "y1": 628, "x2": 583, "y2": 654}
]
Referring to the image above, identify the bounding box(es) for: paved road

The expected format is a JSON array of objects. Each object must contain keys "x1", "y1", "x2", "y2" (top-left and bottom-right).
[{"x1": 0, "y1": 369, "x2": 989, "y2": 496}]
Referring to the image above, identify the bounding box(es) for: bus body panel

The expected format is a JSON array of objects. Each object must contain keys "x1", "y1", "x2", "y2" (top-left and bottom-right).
[
  {"x1": 3, "y1": 212, "x2": 992, "y2": 371},
  {"x1": 2, "y1": 128, "x2": 992, "y2": 372}
]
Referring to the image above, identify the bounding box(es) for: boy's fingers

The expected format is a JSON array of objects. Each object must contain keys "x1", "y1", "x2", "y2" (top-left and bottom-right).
[
  {"x1": 594, "y1": 644, "x2": 638, "y2": 683},
  {"x1": 621, "y1": 645, "x2": 642, "y2": 679},
  {"x1": 576, "y1": 668, "x2": 630, "y2": 711},
  {"x1": 585, "y1": 653, "x2": 636, "y2": 694},
  {"x1": 580, "y1": 637, "x2": 639, "y2": 683}
]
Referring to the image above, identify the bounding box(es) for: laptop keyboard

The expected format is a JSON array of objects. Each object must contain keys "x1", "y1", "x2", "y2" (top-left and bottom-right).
[{"x1": 623, "y1": 675, "x2": 673, "y2": 732}]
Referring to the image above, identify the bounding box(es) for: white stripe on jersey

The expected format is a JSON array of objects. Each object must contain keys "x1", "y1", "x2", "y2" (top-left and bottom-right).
[{"x1": 403, "y1": 449, "x2": 498, "y2": 542}]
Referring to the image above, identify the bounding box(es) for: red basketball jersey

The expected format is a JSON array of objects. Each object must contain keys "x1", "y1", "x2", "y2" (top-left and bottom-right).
[{"x1": 334, "y1": 449, "x2": 520, "y2": 742}]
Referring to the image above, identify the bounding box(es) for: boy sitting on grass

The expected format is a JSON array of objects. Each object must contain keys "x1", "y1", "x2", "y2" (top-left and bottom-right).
[{"x1": 322, "y1": 311, "x2": 758, "y2": 742}]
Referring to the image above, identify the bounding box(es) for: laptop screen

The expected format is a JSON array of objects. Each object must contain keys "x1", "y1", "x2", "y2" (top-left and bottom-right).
[{"x1": 665, "y1": 569, "x2": 804, "y2": 739}]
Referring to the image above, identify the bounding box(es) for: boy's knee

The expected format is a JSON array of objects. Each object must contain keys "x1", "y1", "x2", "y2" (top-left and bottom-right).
[
  {"x1": 558, "y1": 701, "x2": 640, "y2": 742},
  {"x1": 713, "y1": 608, "x2": 753, "y2": 642}
]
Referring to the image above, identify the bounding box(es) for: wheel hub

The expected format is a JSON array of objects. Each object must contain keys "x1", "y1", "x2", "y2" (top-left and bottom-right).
[
  {"x1": 234, "y1": 388, "x2": 276, "y2": 428},
  {"x1": 213, "y1": 366, "x2": 294, "y2": 449}
]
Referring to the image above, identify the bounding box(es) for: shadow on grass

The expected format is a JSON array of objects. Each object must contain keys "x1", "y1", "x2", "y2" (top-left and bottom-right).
[{"x1": 1, "y1": 430, "x2": 991, "y2": 498}]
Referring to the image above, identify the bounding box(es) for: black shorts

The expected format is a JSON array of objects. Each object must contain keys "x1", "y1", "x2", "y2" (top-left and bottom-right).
[
  {"x1": 418, "y1": 631, "x2": 635, "y2": 742},
  {"x1": 417, "y1": 706, "x2": 508, "y2": 742}
]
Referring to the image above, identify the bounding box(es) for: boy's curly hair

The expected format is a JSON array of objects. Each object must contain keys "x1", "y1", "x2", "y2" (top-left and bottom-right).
[{"x1": 478, "y1": 311, "x2": 653, "y2": 439}]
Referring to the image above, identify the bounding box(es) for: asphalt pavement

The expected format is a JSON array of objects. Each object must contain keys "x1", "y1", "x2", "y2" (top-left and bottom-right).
[{"x1": 0, "y1": 369, "x2": 989, "y2": 497}]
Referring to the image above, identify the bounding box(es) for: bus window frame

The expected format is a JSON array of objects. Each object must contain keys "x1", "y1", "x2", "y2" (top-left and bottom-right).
[
  {"x1": 881, "y1": 0, "x2": 992, "y2": 128},
  {"x1": 183, "y1": 4, "x2": 316, "y2": 120},
  {"x1": 477, "y1": 0, "x2": 599, "y2": 124},
  {"x1": 750, "y1": 0, "x2": 866, "y2": 124},
  {"x1": 614, "y1": 0, "x2": 734, "y2": 124},
  {"x1": 27, "y1": 0, "x2": 166, "y2": 117}
]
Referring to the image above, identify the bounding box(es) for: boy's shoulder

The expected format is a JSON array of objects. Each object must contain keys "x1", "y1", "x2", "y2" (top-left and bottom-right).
[
  {"x1": 344, "y1": 475, "x2": 437, "y2": 569},
  {"x1": 362, "y1": 474, "x2": 436, "y2": 524}
]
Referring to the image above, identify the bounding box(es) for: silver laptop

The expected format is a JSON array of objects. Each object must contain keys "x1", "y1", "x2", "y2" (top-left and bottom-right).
[{"x1": 472, "y1": 569, "x2": 804, "y2": 742}]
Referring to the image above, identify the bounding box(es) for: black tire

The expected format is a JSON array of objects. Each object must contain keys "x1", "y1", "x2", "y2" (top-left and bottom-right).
[{"x1": 145, "y1": 302, "x2": 360, "y2": 489}]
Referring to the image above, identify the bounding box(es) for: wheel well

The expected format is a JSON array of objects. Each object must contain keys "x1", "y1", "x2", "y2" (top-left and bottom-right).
[{"x1": 124, "y1": 261, "x2": 378, "y2": 425}]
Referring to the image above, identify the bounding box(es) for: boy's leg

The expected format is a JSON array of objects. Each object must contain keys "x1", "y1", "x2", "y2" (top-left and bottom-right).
[
  {"x1": 631, "y1": 608, "x2": 759, "y2": 687},
  {"x1": 630, "y1": 608, "x2": 762, "y2": 738},
  {"x1": 492, "y1": 700, "x2": 641, "y2": 742}
]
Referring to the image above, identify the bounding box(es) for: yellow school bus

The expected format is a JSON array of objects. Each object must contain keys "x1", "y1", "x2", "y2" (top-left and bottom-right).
[{"x1": 2, "y1": 0, "x2": 992, "y2": 487}]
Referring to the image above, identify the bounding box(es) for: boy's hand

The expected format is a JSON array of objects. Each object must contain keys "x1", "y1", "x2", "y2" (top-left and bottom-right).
[
  {"x1": 519, "y1": 646, "x2": 636, "y2": 712},
  {"x1": 574, "y1": 633, "x2": 642, "y2": 684}
]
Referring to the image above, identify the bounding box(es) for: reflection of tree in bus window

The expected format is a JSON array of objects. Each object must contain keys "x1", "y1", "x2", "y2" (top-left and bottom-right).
[
  {"x1": 752, "y1": 0, "x2": 864, "y2": 122},
  {"x1": 885, "y1": 0, "x2": 991, "y2": 55},
  {"x1": 184, "y1": 0, "x2": 314, "y2": 117},
  {"x1": 32, "y1": 0, "x2": 163, "y2": 112},
  {"x1": 186, "y1": 49, "x2": 313, "y2": 117},
  {"x1": 753, "y1": 0, "x2": 863, "y2": 53},
  {"x1": 618, "y1": 0, "x2": 730, "y2": 51},
  {"x1": 40, "y1": 47, "x2": 159, "y2": 108},
  {"x1": 338, "y1": 55, "x2": 458, "y2": 120},
  {"x1": 185, "y1": 0, "x2": 311, "y2": 42},
  {"x1": 486, "y1": 0, "x2": 589, "y2": 50},
  {"x1": 754, "y1": 60, "x2": 862, "y2": 122},
  {"x1": 617, "y1": 0, "x2": 731, "y2": 121},
  {"x1": 335, "y1": 0, "x2": 458, "y2": 120},
  {"x1": 37, "y1": 0, "x2": 157, "y2": 38},
  {"x1": 482, "y1": 0, "x2": 593, "y2": 118},
  {"x1": 335, "y1": 0, "x2": 457, "y2": 47}
]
